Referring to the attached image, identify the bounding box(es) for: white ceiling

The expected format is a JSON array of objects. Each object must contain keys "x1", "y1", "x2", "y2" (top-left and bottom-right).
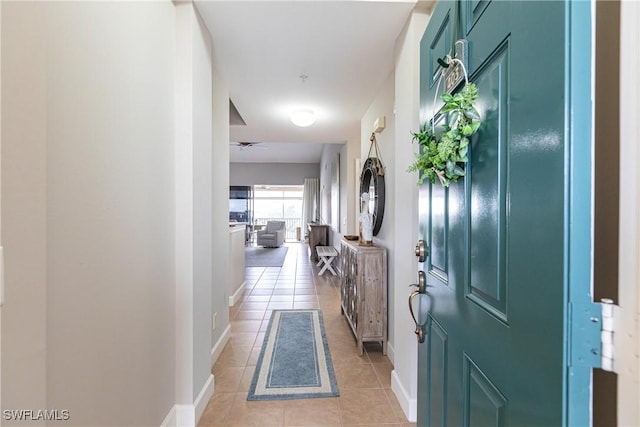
[
  {"x1": 229, "y1": 141, "x2": 324, "y2": 163},
  {"x1": 195, "y1": 0, "x2": 419, "y2": 163}
]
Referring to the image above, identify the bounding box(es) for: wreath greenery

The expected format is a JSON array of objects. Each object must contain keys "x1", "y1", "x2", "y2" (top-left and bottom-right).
[{"x1": 408, "y1": 82, "x2": 481, "y2": 187}]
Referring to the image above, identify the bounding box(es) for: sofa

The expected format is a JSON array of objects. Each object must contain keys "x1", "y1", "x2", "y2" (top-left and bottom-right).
[{"x1": 256, "y1": 221, "x2": 286, "y2": 247}]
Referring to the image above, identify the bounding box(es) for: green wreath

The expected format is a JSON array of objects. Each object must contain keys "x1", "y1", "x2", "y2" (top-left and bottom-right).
[{"x1": 408, "y1": 82, "x2": 480, "y2": 187}]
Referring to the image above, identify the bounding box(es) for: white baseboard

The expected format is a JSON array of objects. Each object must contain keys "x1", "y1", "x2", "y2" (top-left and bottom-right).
[
  {"x1": 161, "y1": 331, "x2": 225, "y2": 427},
  {"x1": 386, "y1": 341, "x2": 395, "y2": 366},
  {"x1": 211, "y1": 324, "x2": 231, "y2": 367},
  {"x1": 160, "y1": 405, "x2": 176, "y2": 427},
  {"x1": 161, "y1": 404, "x2": 194, "y2": 427},
  {"x1": 228, "y1": 281, "x2": 246, "y2": 306},
  {"x1": 159, "y1": 375, "x2": 214, "y2": 427},
  {"x1": 175, "y1": 405, "x2": 195, "y2": 427},
  {"x1": 391, "y1": 369, "x2": 417, "y2": 422},
  {"x1": 194, "y1": 374, "x2": 214, "y2": 424}
]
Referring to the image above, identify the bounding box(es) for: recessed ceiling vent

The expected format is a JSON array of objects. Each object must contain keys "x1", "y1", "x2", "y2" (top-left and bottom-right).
[{"x1": 229, "y1": 99, "x2": 246, "y2": 126}]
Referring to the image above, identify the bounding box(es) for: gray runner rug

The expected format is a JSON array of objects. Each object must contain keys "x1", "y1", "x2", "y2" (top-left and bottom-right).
[
  {"x1": 245, "y1": 246, "x2": 288, "y2": 267},
  {"x1": 247, "y1": 309, "x2": 339, "y2": 401}
]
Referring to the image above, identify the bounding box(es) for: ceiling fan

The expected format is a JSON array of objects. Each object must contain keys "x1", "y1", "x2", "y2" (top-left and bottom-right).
[{"x1": 232, "y1": 141, "x2": 267, "y2": 150}]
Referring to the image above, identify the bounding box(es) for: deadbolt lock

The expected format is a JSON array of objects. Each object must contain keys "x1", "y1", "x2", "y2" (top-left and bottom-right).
[{"x1": 414, "y1": 240, "x2": 427, "y2": 262}]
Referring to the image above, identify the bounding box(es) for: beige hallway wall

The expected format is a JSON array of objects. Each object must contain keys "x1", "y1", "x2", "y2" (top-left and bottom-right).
[{"x1": 2, "y1": 2, "x2": 176, "y2": 425}]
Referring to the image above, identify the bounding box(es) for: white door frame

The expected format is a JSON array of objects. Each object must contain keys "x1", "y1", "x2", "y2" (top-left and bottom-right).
[
  {"x1": 616, "y1": 1, "x2": 640, "y2": 425},
  {"x1": 1, "y1": 2, "x2": 4, "y2": 423}
]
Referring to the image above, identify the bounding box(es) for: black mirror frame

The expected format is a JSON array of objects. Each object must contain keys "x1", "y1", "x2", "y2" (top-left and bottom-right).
[{"x1": 359, "y1": 157, "x2": 385, "y2": 236}]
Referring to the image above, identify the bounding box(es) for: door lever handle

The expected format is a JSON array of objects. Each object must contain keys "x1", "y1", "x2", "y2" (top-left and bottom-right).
[
  {"x1": 409, "y1": 290, "x2": 426, "y2": 343},
  {"x1": 409, "y1": 270, "x2": 427, "y2": 294},
  {"x1": 408, "y1": 270, "x2": 429, "y2": 343}
]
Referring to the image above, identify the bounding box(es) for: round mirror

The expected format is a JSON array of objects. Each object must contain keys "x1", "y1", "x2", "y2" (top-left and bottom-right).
[
  {"x1": 368, "y1": 176, "x2": 376, "y2": 215},
  {"x1": 359, "y1": 157, "x2": 385, "y2": 236}
]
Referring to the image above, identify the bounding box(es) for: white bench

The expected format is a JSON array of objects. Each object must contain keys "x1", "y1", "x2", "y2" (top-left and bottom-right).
[{"x1": 316, "y1": 246, "x2": 338, "y2": 276}]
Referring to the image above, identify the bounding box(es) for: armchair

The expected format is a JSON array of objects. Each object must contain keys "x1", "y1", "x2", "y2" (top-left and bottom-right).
[{"x1": 256, "y1": 221, "x2": 286, "y2": 247}]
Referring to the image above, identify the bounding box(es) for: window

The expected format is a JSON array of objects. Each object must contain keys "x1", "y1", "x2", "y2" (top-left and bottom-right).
[
  {"x1": 229, "y1": 186, "x2": 253, "y2": 223},
  {"x1": 253, "y1": 185, "x2": 304, "y2": 241}
]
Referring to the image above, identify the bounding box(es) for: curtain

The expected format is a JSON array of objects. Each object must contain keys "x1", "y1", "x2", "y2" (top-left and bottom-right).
[{"x1": 302, "y1": 178, "x2": 319, "y2": 231}]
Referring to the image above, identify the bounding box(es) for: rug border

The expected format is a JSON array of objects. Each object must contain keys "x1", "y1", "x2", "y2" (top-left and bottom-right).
[{"x1": 247, "y1": 309, "x2": 339, "y2": 401}]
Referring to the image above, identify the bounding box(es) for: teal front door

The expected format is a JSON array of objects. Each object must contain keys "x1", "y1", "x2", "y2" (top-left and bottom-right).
[{"x1": 415, "y1": 1, "x2": 593, "y2": 425}]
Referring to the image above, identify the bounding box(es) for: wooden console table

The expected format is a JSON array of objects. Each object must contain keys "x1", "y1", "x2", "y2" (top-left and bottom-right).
[
  {"x1": 340, "y1": 239, "x2": 387, "y2": 355},
  {"x1": 307, "y1": 223, "x2": 329, "y2": 262}
]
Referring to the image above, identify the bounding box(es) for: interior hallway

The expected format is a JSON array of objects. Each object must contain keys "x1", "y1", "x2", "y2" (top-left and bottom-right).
[{"x1": 198, "y1": 243, "x2": 414, "y2": 426}]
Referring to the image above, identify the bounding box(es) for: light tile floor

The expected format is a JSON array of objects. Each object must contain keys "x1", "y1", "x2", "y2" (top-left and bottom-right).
[{"x1": 198, "y1": 242, "x2": 415, "y2": 426}]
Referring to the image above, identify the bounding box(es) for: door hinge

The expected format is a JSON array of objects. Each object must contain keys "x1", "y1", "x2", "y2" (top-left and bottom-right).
[
  {"x1": 600, "y1": 298, "x2": 615, "y2": 372},
  {"x1": 569, "y1": 299, "x2": 618, "y2": 372}
]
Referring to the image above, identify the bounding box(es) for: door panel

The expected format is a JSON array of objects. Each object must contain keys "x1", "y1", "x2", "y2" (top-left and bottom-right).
[
  {"x1": 426, "y1": 318, "x2": 448, "y2": 427},
  {"x1": 466, "y1": 40, "x2": 509, "y2": 322},
  {"x1": 465, "y1": 0, "x2": 491, "y2": 33},
  {"x1": 463, "y1": 355, "x2": 507, "y2": 427},
  {"x1": 428, "y1": 5, "x2": 453, "y2": 87},
  {"x1": 428, "y1": 184, "x2": 448, "y2": 283},
  {"x1": 416, "y1": 1, "x2": 590, "y2": 426}
]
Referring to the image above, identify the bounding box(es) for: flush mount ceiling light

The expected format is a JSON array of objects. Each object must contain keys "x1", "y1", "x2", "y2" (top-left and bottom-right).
[{"x1": 290, "y1": 109, "x2": 316, "y2": 127}]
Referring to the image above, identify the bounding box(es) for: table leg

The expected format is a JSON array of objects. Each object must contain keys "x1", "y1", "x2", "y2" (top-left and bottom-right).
[{"x1": 318, "y1": 255, "x2": 337, "y2": 276}]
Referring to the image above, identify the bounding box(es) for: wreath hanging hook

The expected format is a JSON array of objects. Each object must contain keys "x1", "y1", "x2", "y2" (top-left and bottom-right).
[
  {"x1": 407, "y1": 52, "x2": 481, "y2": 187},
  {"x1": 430, "y1": 54, "x2": 469, "y2": 135}
]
